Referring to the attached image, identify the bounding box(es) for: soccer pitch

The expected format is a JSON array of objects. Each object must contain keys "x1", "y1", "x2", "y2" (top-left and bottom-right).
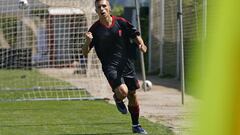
[
  {"x1": 0, "y1": 70, "x2": 174, "y2": 135},
  {"x1": 0, "y1": 100, "x2": 174, "y2": 135},
  {"x1": 0, "y1": 69, "x2": 90, "y2": 101}
]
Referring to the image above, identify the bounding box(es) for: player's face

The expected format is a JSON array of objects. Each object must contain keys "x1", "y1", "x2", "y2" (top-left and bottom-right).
[{"x1": 95, "y1": 0, "x2": 111, "y2": 18}]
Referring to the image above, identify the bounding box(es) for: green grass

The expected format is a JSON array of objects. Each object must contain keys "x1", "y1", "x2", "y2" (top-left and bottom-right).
[
  {"x1": 0, "y1": 69, "x2": 89, "y2": 101},
  {"x1": 0, "y1": 101, "x2": 174, "y2": 135},
  {"x1": 0, "y1": 69, "x2": 174, "y2": 134},
  {"x1": 0, "y1": 69, "x2": 72, "y2": 89}
]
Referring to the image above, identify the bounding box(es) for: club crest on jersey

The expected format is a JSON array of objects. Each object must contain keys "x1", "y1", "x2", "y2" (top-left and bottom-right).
[{"x1": 118, "y1": 30, "x2": 122, "y2": 37}]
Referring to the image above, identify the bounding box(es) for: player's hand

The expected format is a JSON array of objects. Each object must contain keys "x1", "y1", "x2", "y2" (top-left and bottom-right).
[
  {"x1": 139, "y1": 44, "x2": 147, "y2": 53},
  {"x1": 85, "y1": 32, "x2": 93, "y2": 43}
]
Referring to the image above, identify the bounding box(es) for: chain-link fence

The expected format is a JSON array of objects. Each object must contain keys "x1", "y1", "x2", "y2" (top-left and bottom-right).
[
  {"x1": 149, "y1": 0, "x2": 206, "y2": 94},
  {"x1": 0, "y1": 0, "x2": 108, "y2": 101}
]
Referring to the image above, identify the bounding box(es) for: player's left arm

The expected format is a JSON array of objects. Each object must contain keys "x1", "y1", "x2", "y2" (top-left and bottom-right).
[
  {"x1": 118, "y1": 18, "x2": 147, "y2": 53},
  {"x1": 117, "y1": 17, "x2": 147, "y2": 53},
  {"x1": 134, "y1": 35, "x2": 147, "y2": 53}
]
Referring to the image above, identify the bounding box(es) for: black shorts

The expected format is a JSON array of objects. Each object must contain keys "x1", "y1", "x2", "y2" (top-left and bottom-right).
[{"x1": 104, "y1": 70, "x2": 140, "y2": 91}]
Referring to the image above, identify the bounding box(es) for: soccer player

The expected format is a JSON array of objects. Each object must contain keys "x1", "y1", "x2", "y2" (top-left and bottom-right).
[{"x1": 83, "y1": 0, "x2": 147, "y2": 134}]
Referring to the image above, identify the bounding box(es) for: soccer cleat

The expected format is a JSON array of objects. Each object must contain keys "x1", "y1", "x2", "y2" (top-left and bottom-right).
[
  {"x1": 132, "y1": 125, "x2": 148, "y2": 134},
  {"x1": 113, "y1": 94, "x2": 128, "y2": 114}
]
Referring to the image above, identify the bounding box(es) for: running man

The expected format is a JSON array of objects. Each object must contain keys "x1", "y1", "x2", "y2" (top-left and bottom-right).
[{"x1": 83, "y1": 0, "x2": 147, "y2": 134}]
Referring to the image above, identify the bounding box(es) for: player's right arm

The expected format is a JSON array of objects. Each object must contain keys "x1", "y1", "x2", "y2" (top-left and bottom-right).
[
  {"x1": 83, "y1": 32, "x2": 93, "y2": 57},
  {"x1": 134, "y1": 35, "x2": 147, "y2": 53}
]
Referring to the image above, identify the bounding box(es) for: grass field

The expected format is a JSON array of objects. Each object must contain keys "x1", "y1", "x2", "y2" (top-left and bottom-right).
[
  {"x1": 0, "y1": 100, "x2": 174, "y2": 135},
  {"x1": 0, "y1": 69, "x2": 89, "y2": 101},
  {"x1": 0, "y1": 69, "x2": 174, "y2": 134},
  {"x1": 0, "y1": 69, "x2": 73, "y2": 89}
]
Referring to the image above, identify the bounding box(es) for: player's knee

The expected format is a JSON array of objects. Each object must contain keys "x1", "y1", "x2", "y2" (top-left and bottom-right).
[
  {"x1": 120, "y1": 84, "x2": 129, "y2": 97},
  {"x1": 115, "y1": 84, "x2": 128, "y2": 99}
]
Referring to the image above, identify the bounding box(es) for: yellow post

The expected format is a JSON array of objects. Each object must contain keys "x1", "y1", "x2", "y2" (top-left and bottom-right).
[{"x1": 193, "y1": 0, "x2": 240, "y2": 135}]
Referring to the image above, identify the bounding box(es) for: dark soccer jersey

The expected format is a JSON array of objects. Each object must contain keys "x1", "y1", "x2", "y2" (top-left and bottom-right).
[{"x1": 88, "y1": 16, "x2": 140, "y2": 76}]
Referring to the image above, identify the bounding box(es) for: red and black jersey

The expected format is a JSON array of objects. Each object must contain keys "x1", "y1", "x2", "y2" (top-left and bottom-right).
[{"x1": 88, "y1": 16, "x2": 140, "y2": 76}]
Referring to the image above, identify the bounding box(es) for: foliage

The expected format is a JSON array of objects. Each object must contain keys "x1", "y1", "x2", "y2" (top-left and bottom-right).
[{"x1": 111, "y1": 5, "x2": 124, "y2": 16}]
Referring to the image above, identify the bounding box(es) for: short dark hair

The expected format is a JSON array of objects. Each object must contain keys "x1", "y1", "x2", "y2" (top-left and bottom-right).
[{"x1": 95, "y1": 0, "x2": 111, "y2": 9}]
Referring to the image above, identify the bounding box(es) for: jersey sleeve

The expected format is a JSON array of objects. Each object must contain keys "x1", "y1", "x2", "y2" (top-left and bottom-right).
[{"x1": 117, "y1": 17, "x2": 140, "y2": 39}]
